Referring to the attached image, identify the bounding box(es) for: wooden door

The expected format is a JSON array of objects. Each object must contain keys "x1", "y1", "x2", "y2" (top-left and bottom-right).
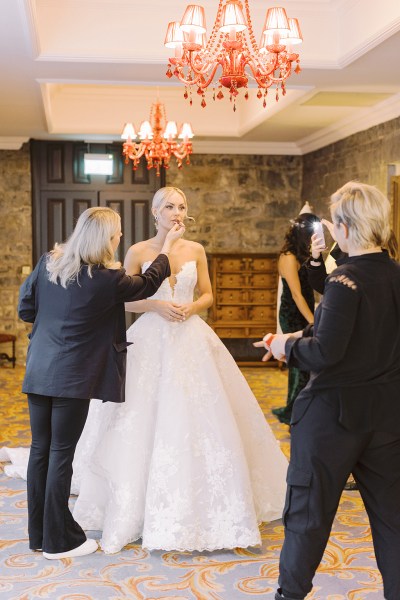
[
  {"x1": 99, "y1": 191, "x2": 156, "y2": 264},
  {"x1": 39, "y1": 190, "x2": 97, "y2": 254},
  {"x1": 31, "y1": 140, "x2": 162, "y2": 262},
  {"x1": 391, "y1": 175, "x2": 400, "y2": 257}
]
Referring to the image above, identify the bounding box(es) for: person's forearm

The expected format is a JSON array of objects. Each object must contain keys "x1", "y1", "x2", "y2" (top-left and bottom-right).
[
  {"x1": 190, "y1": 293, "x2": 213, "y2": 315},
  {"x1": 291, "y1": 292, "x2": 314, "y2": 323},
  {"x1": 125, "y1": 298, "x2": 160, "y2": 313}
]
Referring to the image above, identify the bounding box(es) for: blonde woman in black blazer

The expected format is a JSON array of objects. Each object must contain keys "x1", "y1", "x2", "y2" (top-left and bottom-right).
[{"x1": 18, "y1": 206, "x2": 184, "y2": 560}]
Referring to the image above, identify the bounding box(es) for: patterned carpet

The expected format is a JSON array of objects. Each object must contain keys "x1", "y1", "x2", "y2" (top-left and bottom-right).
[{"x1": 0, "y1": 365, "x2": 384, "y2": 599}]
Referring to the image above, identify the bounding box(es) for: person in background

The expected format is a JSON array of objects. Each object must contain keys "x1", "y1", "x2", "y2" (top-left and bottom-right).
[
  {"x1": 266, "y1": 181, "x2": 400, "y2": 600},
  {"x1": 256, "y1": 210, "x2": 316, "y2": 426},
  {"x1": 18, "y1": 206, "x2": 183, "y2": 560}
]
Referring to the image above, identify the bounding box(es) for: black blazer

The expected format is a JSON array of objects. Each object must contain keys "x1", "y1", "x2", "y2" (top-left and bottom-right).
[
  {"x1": 18, "y1": 253, "x2": 170, "y2": 403},
  {"x1": 286, "y1": 252, "x2": 400, "y2": 433}
]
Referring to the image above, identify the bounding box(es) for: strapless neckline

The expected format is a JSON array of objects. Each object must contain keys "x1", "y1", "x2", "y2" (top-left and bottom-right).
[{"x1": 142, "y1": 260, "x2": 197, "y2": 301}]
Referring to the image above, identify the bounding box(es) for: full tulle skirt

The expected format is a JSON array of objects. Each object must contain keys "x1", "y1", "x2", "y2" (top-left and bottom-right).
[{"x1": 72, "y1": 313, "x2": 288, "y2": 553}]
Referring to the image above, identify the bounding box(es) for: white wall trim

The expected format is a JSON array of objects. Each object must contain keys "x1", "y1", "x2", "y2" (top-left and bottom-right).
[
  {"x1": 193, "y1": 141, "x2": 302, "y2": 156},
  {"x1": 0, "y1": 137, "x2": 30, "y2": 150}
]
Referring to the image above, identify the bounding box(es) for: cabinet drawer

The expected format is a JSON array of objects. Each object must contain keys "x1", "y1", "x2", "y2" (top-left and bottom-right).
[
  {"x1": 248, "y1": 257, "x2": 277, "y2": 271},
  {"x1": 217, "y1": 273, "x2": 244, "y2": 287},
  {"x1": 249, "y1": 289, "x2": 275, "y2": 303},
  {"x1": 214, "y1": 327, "x2": 247, "y2": 338},
  {"x1": 248, "y1": 327, "x2": 268, "y2": 337},
  {"x1": 248, "y1": 306, "x2": 275, "y2": 320},
  {"x1": 214, "y1": 306, "x2": 246, "y2": 320},
  {"x1": 217, "y1": 258, "x2": 244, "y2": 272},
  {"x1": 218, "y1": 289, "x2": 247, "y2": 303},
  {"x1": 251, "y1": 273, "x2": 276, "y2": 287}
]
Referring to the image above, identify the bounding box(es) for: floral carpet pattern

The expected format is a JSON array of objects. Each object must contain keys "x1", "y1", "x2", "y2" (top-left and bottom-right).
[{"x1": 0, "y1": 365, "x2": 384, "y2": 599}]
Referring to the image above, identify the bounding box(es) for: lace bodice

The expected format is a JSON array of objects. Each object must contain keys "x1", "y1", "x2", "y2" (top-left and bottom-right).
[{"x1": 142, "y1": 260, "x2": 197, "y2": 304}]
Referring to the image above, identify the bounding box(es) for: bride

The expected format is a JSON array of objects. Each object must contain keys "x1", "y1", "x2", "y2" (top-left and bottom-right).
[
  {"x1": 71, "y1": 186, "x2": 288, "y2": 553},
  {"x1": 4, "y1": 186, "x2": 288, "y2": 554}
]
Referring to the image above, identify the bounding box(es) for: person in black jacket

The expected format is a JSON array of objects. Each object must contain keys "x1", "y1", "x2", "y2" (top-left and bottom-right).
[
  {"x1": 263, "y1": 182, "x2": 400, "y2": 600},
  {"x1": 18, "y1": 206, "x2": 184, "y2": 560},
  {"x1": 306, "y1": 221, "x2": 398, "y2": 294}
]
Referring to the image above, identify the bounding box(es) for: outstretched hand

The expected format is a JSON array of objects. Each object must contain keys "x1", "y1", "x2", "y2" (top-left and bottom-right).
[
  {"x1": 270, "y1": 334, "x2": 290, "y2": 362},
  {"x1": 253, "y1": 340, "x2": 273, "y2": 362}
]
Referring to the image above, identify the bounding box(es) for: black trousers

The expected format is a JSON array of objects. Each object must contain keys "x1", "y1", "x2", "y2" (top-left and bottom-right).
[
  {"x1": 27, "y1": 394, "x2": 90, "y2": 553},
  {"x1": 278, "y1": 391, "x2": 400, "y2": 600}
]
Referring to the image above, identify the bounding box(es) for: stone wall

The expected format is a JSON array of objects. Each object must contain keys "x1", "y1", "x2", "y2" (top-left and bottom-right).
[
  {"x1": 0, "y1": 143, "x2": 32, "y2": 363},
  {"x1": 302, "y1": 116, "x2": 400, "y2": 218},
  {"x1": 166, "y1": 154, "x2": 303, "y2": 253}
]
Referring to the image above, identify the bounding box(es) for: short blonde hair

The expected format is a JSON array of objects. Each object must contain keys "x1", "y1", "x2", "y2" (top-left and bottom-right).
[
  {"x1": 47, "y1": 207, "x2": 121, "y2": 287},
  {"x1": 330, "y1": 181, "x2": 391, "y2": 250}
]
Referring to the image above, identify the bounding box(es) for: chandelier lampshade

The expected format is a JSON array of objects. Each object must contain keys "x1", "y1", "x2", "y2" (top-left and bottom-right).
[
  {"x1": 164, "y1": 21, "x2": 185, "y2": 48},
  {"x1": 165, "y1": 0, "x2": 303, "y2": 110},
  {"x1": 180, "y1": 5, "x2": 206, "y2": 33},
  {"x1": 121, "y1": 101, "x2": 194, "y2": 176},
  {"x1": 263, "y1": 7, "x2": 290, "y2": 34},
  {"x1": 286, "y1": 18, "x2": 303, "y2": 45},
  {"x1": 219, "y1": 1, "x2": 247, "y2": 33}
]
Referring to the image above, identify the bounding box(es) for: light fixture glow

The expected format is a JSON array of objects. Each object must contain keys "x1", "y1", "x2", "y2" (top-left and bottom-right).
[
  {"x1": 121, "y1": 101, "x2": 194, "y2": 176},
  {"x1": 83, "y1": 154, "x2": 114, "y2": 175},
  {"x1": 165, "y1": 0, "x2": 303, "y2": 111}
]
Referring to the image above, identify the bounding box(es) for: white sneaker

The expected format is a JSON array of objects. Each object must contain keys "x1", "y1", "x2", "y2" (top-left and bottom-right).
[{"x1": 43, "y1": 538, "x2": 98, "y2": 560}]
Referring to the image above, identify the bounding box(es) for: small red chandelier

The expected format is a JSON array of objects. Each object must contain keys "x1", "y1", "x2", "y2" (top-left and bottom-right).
[
  {"x1": 164, "y1": 1, "x2": 303, "y2": 111},
  {"x1": 121, "y1": 101, "x2": 194, "y2": 176}
]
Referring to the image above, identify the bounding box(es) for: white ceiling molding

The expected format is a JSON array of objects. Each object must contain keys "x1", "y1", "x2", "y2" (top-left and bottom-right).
[
  {"x1": 298, "y1": 93, "x2": 400, "y2": 155},
  {"x1": 0, "y1": 137, "x2": 29, "y2": 150},
  {"x1": 193, "y1": 141, "x2": 302, "y2": 156}
]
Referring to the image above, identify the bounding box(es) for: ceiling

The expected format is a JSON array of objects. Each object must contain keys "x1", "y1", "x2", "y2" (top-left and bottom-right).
[{"x1": 1, "y1": 0, "x2": 400, "y2": 155}]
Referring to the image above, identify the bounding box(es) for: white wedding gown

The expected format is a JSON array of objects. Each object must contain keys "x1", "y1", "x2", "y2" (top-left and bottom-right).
[{"x1": 3, "y1": 260, "x2": 288, "y2": 554}]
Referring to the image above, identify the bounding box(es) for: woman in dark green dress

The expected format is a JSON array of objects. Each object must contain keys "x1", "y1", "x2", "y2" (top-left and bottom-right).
[{"x1": 272, "y1": 214, "x2": 316, "y2": 425}]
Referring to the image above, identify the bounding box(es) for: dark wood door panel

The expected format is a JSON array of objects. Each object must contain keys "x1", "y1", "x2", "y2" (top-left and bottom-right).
[
  {"x1": 31, "y1": 140, "x2": 163, "y2": 264},
  {"x1": 99, "y1": 191, "x2": 156, "y2": 263},
  {"x1": 39, "y1": 191, "x2": 97, "y2": 254}
]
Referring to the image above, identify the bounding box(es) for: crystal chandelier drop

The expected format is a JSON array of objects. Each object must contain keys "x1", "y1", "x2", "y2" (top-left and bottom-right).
[
  {"x1": 164, "y1": 1, "x2": 303, "y2": 111},
  {"x1": 121, "y1": 101, "x2": 194, "y2": 176}
]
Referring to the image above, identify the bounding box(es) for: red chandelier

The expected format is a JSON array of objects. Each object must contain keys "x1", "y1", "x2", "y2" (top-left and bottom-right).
[
  {"x1": 121, "y1": 101, "x2": 194, "y2": 176},
  {"x1": 164, "y1": 1, "x2": 303, "y2": 111}
]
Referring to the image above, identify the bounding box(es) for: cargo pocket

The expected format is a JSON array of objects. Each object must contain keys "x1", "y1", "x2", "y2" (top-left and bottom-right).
[{"x1": 283, "y1": 464, "x2": 312, "y2": 534}]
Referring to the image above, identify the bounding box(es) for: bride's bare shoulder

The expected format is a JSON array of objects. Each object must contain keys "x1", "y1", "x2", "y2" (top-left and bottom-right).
[
  {"x1": 125, "y1": 240, "x2": 154, "y2": 259},
  {"x1": 181, "y1": 239, "x2": 205, "y2": 255},
  {"x1": 124, "y1": 240, "x2": 157, "y2": 271}
]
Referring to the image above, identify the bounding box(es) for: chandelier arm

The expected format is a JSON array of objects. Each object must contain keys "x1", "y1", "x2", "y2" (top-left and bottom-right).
[
  {"x1": 175, "y1": 68, "x2": 203, "y2": 87},
  {"x1": 189, "y1": 51, "x2": 221, "y2": 76},
  {"x1": 192, "y1": 61, "x2": 220, "y2": 90},
  {"x1": 172, "y1": 146, "x2": 192, "y2": 161},
  {"x1": 248, "y1": 55, "x2": 278, "y2": 80},
  {"x1": 124, "y1": 143, "x2": 147, "y2": 161}
]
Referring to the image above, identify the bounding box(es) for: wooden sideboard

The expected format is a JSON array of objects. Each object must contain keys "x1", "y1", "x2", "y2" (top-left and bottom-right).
[{"x1": 207, "y1": 253, "x2": 278, "y2": 365}]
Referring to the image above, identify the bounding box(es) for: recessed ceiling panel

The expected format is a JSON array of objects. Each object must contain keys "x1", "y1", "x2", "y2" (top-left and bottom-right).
[{"x1": 301, "y1": 91, "x2": 393, "y2": 107}]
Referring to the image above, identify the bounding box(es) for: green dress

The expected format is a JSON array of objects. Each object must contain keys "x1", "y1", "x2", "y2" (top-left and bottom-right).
[{"x1": 272, "y1": 264, "x2": 315, "y2": 425}]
